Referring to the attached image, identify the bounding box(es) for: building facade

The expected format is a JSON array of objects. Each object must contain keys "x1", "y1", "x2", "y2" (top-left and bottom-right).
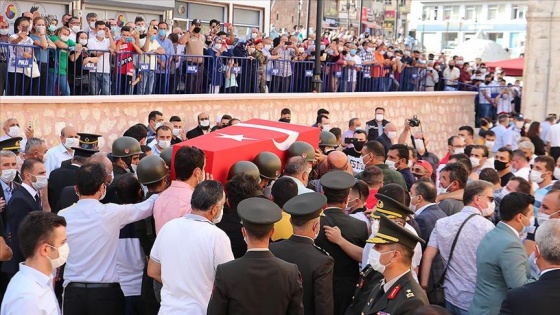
[{"x1": 410, "y1": 0, "x2": 527, "y2": 56}]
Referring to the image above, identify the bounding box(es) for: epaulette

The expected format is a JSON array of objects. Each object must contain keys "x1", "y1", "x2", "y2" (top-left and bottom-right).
[
  {"x1": 313, "y1": 244, "x2": 330, "y2": 256},
  {"x1": 405, "y1": 289, "x2": 415, "y2": 299}
]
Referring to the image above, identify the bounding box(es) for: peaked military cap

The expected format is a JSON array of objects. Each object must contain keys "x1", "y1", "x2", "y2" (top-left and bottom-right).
[
  {"x1": 77, "y1": 133, "x2": 102, "y2": 150},
  {"x1": 371, "y1": 193, "x2": 414, "y2": 220},
  {"x1": 238, "y1": 197, "x2": 282, "y2": 233},
  {"x1": 0, "y1": 137, "x2": 23, "y2": 153},
  {"x1": 71, "y1": 147, "x2": 99, "y2": 158},
  {"x1": 320, "y1": 170, "x2": 355, "y2": 190},
  {"x1": 368, "y1": 214, "x2": 425, "y2": 250},
  {"x1": 283, "y1": 192, "x2": 326, "y2": 221}
]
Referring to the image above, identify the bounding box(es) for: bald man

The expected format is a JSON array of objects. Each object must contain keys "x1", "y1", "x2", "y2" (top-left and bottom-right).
[
  {"x1": 186, "y1": 112, "x2": 211, "y2": 139},
  {"x1": 376, "y1": 122, "x2": 398, "y2": 157},
  {"x1": 44, "y1": 126, "x2": 79, "y2": 176}
]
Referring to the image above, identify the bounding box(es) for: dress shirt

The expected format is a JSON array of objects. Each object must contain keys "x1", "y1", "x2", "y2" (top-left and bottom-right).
[
  {"x1": 546, "y1": 123, "x2": 560, "y2": 146},
  {"x1": 427, "y1": 206, "x2": 495, "y2": 310},
  {"x1": 514, "y1": 166, "x2": 531, "y2": 181},
  {"x1": 383, "y1": 270, "x2": 410, "y2": 293},
  {"x1": 44, "y1": 143, "x2": 73, "y2": 176},
  {"x1": 540, "y1": 267, "x2": 560, "y2": 276},
  {"x1": 59, "y1": 195, "x2": 158, "y2": 286},
  {"x1": 414, "y1": 203, "x2": 437, "y2": 217},
  {"x1": 0, "y1": 180, "x2": 14, "y2": 204},
  {"x1": 503, "y1": 222, "x2": 520, "y2": 237},
  {"x1": 0, "y1": 263, "x2": 60, "y2": 315},
  {"x1": 282, "y1": 176, "x2": 313, "y2": 195},
  {"x1": 153, "y1": 180, "x2": 194, "y2": 233},
  {"x1": 20, "y1": 183, "x2": 38, "y2": 200},
  {"x1": 491, "y1": 125, "x2": 516, "y2": 153},
  {"x1": 151, "y1": 214, "x2": 234, "y2": 315}
]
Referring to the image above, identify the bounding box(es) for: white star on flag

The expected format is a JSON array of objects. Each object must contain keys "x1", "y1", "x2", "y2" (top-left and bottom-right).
[{"x1": 216, "y1": 133, "x2": 257, "y2": 142}]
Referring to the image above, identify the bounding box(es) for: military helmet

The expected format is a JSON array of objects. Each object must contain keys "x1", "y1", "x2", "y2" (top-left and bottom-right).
[
  {"x1": 253, "y1": 151, "x2": 282, "y2": 179},
  {"x1": 286, "y1": 141, "x2": 316, "y2": 162},
  {"x1": 137, "y1": 155, "x2": 169, "y2": 185},
  {"x1": 228, "y1": 161, "x2": 261, "y2": 181},
  {"x1": 111, "y1": 136, "x2": 142, "y2": 158},
  {"x1": 160, "y1": 146, "x2": 173, "y2": 168},
  {"x1": 319, "y1": 131, "x2": 338, "y2": 148}
]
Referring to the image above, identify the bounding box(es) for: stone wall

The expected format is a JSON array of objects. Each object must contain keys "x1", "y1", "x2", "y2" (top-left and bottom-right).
[{"x1": 1, "y1": 92, "x2": 475, "y2": 158}]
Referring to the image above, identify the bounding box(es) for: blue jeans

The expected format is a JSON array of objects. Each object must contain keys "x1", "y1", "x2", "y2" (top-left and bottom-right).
[
  {"x1": 478, "y1": 102, "x2": 492, "y2": 121},
  {"x1": 139, "y1": 70, "x2": 155, "y2": 95},
  {"x1": 446, "y1": 300, "x2": 469, "y2": 315},
  {"x1": 89, "y1": 72, "x2": 110, "y2": 95},
  {"x1": 47, "y1": 72, "x2": 70, "y2": 96}
]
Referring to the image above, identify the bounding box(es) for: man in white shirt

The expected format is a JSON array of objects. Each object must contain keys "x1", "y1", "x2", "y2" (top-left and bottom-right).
[
  {"x1": 87, "y1": 21, "x2": 116, "y2": 95},
  {"x1": 442, "y1": 60, "x2": 460, "y2": 90},
  {"x1": 512, "y1": 149, "x2": 531, "y2": 181},
  {"x1": 59, "y1": 162, "x2": 158, "y2": 315},
  {"x1": 282, "y1": 157, "x2": 314, "y2": 195},
  {"x1": 491, "y1": 114, "x2": 517, "y2": 153},
  {"x1": 44, "y1": 126, "x2": 79, "y2": 176},
  {"x1": 147, "y1": 125, "x2": 172, "y2": 157},
  {"x1": 1, "y1": 211, "x2": 67, "y2": 315},
  {"x1": 546, "y1": 121, "x2": 560, "y2": 162},
  {"x1": 344, "y1": 46, "x2": 362, "y2": 92},
  {"x1": 148, "y1": 180, "x2": 233, "y2": 315}
]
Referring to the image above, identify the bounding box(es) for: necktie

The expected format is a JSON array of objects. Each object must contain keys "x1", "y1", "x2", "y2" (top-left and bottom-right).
[{"x1": 35, "y1": 193, "x2": 41, "y2": 206}]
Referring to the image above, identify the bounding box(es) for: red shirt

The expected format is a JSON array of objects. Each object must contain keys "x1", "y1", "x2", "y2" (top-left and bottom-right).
[
  {"x1": 116, "y1": 40, "x2": 136, "y2": 75},
  {"x1": 366, "y1": 189, "x2": 379, "y2": 211}
]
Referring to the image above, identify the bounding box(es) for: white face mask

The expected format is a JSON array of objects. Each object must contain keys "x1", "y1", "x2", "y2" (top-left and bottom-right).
[
  {"x1": 79, "y1": 39, "x2": 88, "y2": 45},
  {"x1": 370, "y1": 249, "x2": 395, "y2": 274},
  {"x1": 414, "y1": 138, "x2": 425, "y2": 150},
  {"x1": 0, "y1": 169, "x2": 17, "y2": 183},
  {"x1": 498, "y1": 186, "x2": 510, "y2": 199},
  {"x1": 322, "y1": 124, "x2": 331, "y2": 131},
  {"x1": 71, "y1": 25, "x2": 81, "y2": 33},
  {"x1": 469, "y1": 157, "x2": 481, "y2": 168},
  {"x1": 537, "y1": 210, "x2": 560, "y2": 225},
  {"x1": 172, "y1": 128, "x2": 181, "y2": 137},
  {"x1": 213, "y1": 43, "x2": 222, "y2": 50},
  {"x1": 8, "y1": 126, "x2": 21, "y2": 138},
  {"x1": 158, "y1": 139, "x2": 171, "y2": 149},
  {"x1": 530, "y1": 170, "x2": 544, "y2": 184},
  {"x1": 200, "y1": 120, "x2": 210, "y2": 127},
  {"x1": 485, "y1": 141, "x2": 495, "y2": 150},
  {"x1": 64, "y1": 137, "x2": 80, "y2": 150},
  {"x1": 515, "y1": 121, "x2": 524, "y2": 129},
  {"x1": 31, "y1": 174, "x2": 48, "y2": 190},
  {"x1": 385, "y1": 160, "x2": 397, "y2": 171},
  {"x1": 375, "y1": 114, "x2": 384, "y2": 121},
  {"x1": 264, "y1": 44, "x2": 272, "y2": 50},
  {"x1": 60, "y1": 35, "x2": 69, "y2": 42},
  {"x1": 481, "y1": 197, "x2": 496, "y2": 217},
  {"x1": 387, "y1": 131, "x2": 397, "y2": 140},
  {"x1": 438, "y1": 182, "x2": 453, "y2": 195},
  {"x1": 99, "y1": 184, "x2": 107, "y2": 200},
  {"x1": 154, "y1": 122, "x2": 163, "y2": 129},
  {"x1": 48, "y1": 243, "x2": 70, "y2": 269},
  {"x1": 554, "y1": 167, "x2": 560, "y2": 180},
  {"x1": 0, "y1": 29, "x2": 9, "y2": 36},
  {"x1": 89, "y1": 22, "x2": 96, "y2": 29},
  {"x1": 213, "y1": 206, "x2": 224, "y2": 224},
  {"x1": 407, "y1": 160, "x2": 413, "y2": 168},
  {"x1": 453, "y1": 147, "x2": 465, "y2": 154}
]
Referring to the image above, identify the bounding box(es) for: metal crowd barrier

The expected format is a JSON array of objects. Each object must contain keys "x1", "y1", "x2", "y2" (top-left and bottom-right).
[{"x1": 0, "y1": 42, "x2": 429, "y2": 96}]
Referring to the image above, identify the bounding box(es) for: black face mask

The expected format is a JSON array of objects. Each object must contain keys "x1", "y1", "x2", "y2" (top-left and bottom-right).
[
  {"x1": 193, "y1": 27, "x2": 201, "y2": 33},
  {"x1": 353, "y1": 141, "x2": 365, "y2": 151},
  {"x1": 449, "y1": 65, "x2": 454, "y2": 69},
  {"x1": 494, "y1": 160, "x2": 508, "y2": 171},
  {"x1": 485, "y1": 80, "x2": 491, "y2": 84}
]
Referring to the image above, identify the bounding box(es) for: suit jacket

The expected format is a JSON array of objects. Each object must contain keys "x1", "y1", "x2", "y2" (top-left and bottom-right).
[
  {"x1": 315, "y1": 207, "x2": 368, "y2": 315},
  {"x1": 365, "y1": 119, "x2": 389, "y2": 141},
  {"x1": 207, "y1": 250, "x2": 304, "y2": 315},
  {"x1": 362, "y1": 271, "x2": 428, "y2": 315},
  {"x1": 48, "y1": 163, "x2": 79, "y2": 210},
  {"x1": 0, "y1": 182, "x2": 20, "y2": 237},
  {"x1": 186, "y1": 126, "x2": 208, "y2": 139},
  {"x1": 54, "y1": 186, "x2": 78, "y2": 213},
  {"x1": 469, "y1": 222, "x2": 531, "y2": 315},
  {"x1": 2, "y1": 186, "x2": 42, "y2": 274},
  {"x1": 375, "y1": 133, "x2": 392, "y2": 157},
  {"x1": 499, "y1": 269, "x2": 560, "y2": 315},
  {"x1": 415, "y1": 204, "x2": 447, "y2": 247},
  {"x1": 270, "y1": 235, "x2": 335, "y2": 315}
]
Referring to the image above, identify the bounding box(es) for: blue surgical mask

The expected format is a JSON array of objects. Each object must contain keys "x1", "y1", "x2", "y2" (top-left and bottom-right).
[
  {"x1": 150, "y1": 34, "x2": 157, "y2": 41},
  {"x1": 158, "y1": 29, "x2": 166, "y2": 37},
  {"x1": 350, "y1": 49, "x2": 356, "y2": 55},
  {"x1": 125, "y1": 37, "x2": 134, "y2": 43}
]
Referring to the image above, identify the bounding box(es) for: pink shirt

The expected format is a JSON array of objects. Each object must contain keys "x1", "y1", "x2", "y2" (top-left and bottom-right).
[{"x1": 153, "y1": 180, "x2": 195, "y2": 234}]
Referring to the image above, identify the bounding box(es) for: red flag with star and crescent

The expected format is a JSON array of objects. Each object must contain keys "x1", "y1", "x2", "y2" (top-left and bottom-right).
[{"x1": 170, "y1": 119, "x2": 320, "y2": 183}]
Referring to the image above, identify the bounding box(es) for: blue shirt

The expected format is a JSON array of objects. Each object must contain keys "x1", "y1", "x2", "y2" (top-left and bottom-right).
[
  {"x1": 0, "y1": 181, "x2": 13, "y2": 204},
  {"x1": 156, "y1": 36, "x2": 174, "y2": 73}
]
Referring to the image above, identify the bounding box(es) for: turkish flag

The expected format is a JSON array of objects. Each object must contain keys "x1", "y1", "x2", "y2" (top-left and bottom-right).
[{"x1": 171, "y1": 119, "x2": 320, "y2": 183}]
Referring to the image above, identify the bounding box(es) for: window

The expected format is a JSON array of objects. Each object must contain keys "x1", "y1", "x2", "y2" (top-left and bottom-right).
[
  {"x1": 422, "y1": 6, "x2": 438, "y2": 21},
  {"x1": 233, "y1": 7, "x2": 262, "y2": 37},
  {"x1": 487, "y1": 5, "x2": 505, "y2": 20},
  {"x1": 443, "y1": 32, "x2": 458, "y2": 49},
  {"x1": 443, "y1": 5, "x2": 459, "y2": 20},
  {"x1": 512, "y1": 5, "x2": 527, "y2": 20},
  {"x1": 385, "y1": 0, "x2": 392, "y2": 5},
  {"x1": 465, "y1": 5, "x2": 482, "y2": 21},
  {"x1": 488, "y1": 32, "x2": 504, "y2": 46}
]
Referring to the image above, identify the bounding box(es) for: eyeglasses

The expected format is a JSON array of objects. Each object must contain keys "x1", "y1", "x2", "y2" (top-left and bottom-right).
[{"x1": 479, "y1": 195, "x2": 495, "y2": 203}]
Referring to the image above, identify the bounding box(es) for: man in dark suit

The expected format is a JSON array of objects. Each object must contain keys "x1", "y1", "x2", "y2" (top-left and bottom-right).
[
  {"x1": 314, "y1": 171, "x2": 368, "y2": 315},
  {"x1": 48, "y1": 148, "x2": 98, "y2": 211},
  {"x1": 271, "y1": 192, "x2": 334, "y2": 315},
  {"x1": 375, "y1": 123, "x2": 398, "y2": 157},
  {"x1": 361, "y1": 214, "x2": 428, "y2": 315},
  {"x1": 2, "y1": 158, "x2": 45, "y2": 276},
  {"x1": 410, "y1": 179, "x2": 447, "y2": 246},
  {"x1": 207, "y1": 197, "x2": 304, "y2": 315},
  {"x1": 186, "y1": 112, "x2": 212, "y2": 139},
  {"x1": 365, "y1": 107, "x2": 390, "y2": 141},
  {"x1": 499, "y1": 218, "x2": 560, "y2": 315}
]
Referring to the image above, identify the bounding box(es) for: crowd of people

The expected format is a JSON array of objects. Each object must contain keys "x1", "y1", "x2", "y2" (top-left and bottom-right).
[
  {"x1": 1, "y1": 11, "x2": 520, "y2": 97},
  {"x1": 0, "y1": 105, "x2": 558, "y2": 315}
]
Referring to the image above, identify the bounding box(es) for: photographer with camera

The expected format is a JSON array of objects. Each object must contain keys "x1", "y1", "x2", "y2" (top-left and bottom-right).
[
  {"x1": 423, "y1": 60, "x2": 439, "y2": 91},
  {"x1": 396, "y1": 116, "x2": 440, "y2": 178}
]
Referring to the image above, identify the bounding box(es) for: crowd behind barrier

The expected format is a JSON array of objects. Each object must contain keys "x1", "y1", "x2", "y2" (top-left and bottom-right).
[{"x1": 0, "y1": 43, "x2": 428, "y2": 96}]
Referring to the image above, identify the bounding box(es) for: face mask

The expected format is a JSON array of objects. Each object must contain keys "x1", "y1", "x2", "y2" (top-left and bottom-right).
[
  {"x1": 322, "y1": 124, "x2": 331, "y2": 131},
  {"x1": 111, "y1": 26, "x2": 118, "y2": 33},
  {"x1": 375, "y1": 114, "x2": 384, "y2": 121},
  {"x1": 350, "y1": 49, "x2": 356, "y2": 55},
  {"x1": 262, "y1": 44, "x2": 270, "y2": 50},
  {"x1": 60, "y1": 35, "x2": 69, "y2": 42},
  {"x1": 193, "y1": 27, "x2": 201, "y2": 33},
  {"x1": 385, "y1": 160, "x2": 397, "y2": 171},
  {"x1": 387, "y1": 51, "x2": 394, "y2": 57},
  {"x1": 200, "y1": 120, "x2": 210, "y2": 128},
  {"x1": 370, "y1": 249, "x2": 395, "y2": 274},
  {"x1": 158, "y1": 139, "x2": 171, "y2": 149},
  {"x1": 407, "y1": 160, "x2": 413, "y2": 168},
  {"x1": 554, "y1": 167, "x2": 560, "y2": 180},
  {"x1": 213, "y1": 207, "x2": 224, "y2": 224},
  {"x1": 108, "y1": 171, "x2": 114, "y2": 185},
  {"x1": 89, "y1": 22, "x2": 96, "y2": 29},
  {"x1": 36, "y1": 26, "x2": 46, "y2": 33},
  {"x1": 158, "y1": 29, "x2": 166, "y2": 37},
  {"x1": 150, "y1": 34, "x2": 157, "y2": 41},
  {"x1": 251, "y1": 33, "x2": 258, "y2": 39},
  {"x1": 387, "y1": 131, "x2": 397, "y2": 140},
  {"x1": 0, "y1": 29, "x2": 10, "y2": 36},
  {"x1": 7, "y1": 126, "x2": 21, "y2": 138},
  {"x1": 537, "y1": 210, "x2": 560, "y2": 225},
  {"x1": 469, "y1": 157, "x2": 481, "y2": 168},
  {"x1": 530, "y1": 170, "x2": 544, "y2": 184},
  {"x1": 449, "y1": 65, "x2": 455, "y2": 69},
  {"x1": 453, "y1": 147, "x2": 465, "y2": 154},
  {"x1": 485, "y1": 141, "x2": 494, "y2": 149},
  {"x1": 320, "y1": 45, "x2": 326, "y2": 51},
  {"x1": 125, "y1": 37, "x2": 134, "y2": 43},
  {"x1": 515, "y1": 121, "x2": 524, "y2": 129},
  {"x1": 79, "y1": 39, "x2": 88, "y2": 45},
  {"x1": 31, "y1": 174, "x2": 48, "y2": 190},
  {"x1": 326, "y1": 49, "x2": 334, "y2": 55},
  {"x1": 0, "y1": 169, "x2": 17, "y2": 183},
  {"x1": 97, "y1": 30, "x2": 106, "y2": 38},
  {"x1": 64, "y1": 138, "x2": 79, "y2": 150},
  {"x1": 520, "y1": 214, "x2": 532, "y2": 236},
  {"x1": 438, "y1": 182, "x2": 453, "y2": 195},
  {"x1": 71, "y1": 25, "x2": 81, "y2": 33},
  {"x1": 366, "y1": 47, "x2": 374, "y2": 53},
  {"x1": 498, "y1": 186, "x2": 510, "y2": 199},
  {"x1": 414, "y1": 139, "x2": 425, "y2": 150},
  {"x1": 48, "y1": 243, "x2": 70, "y2": 269},
  {"x1": 130, "y1": 163, "x2": 138, "y2": 174},
  {"x1": 213, "y1": 43, "x2": 222, "y2": 50},
  {"x1": 172, "y1": 128, "x2": 181, "y2": 137},
  {"x1": 481, "y1": 197, "x2": 496, "y2": 217}
]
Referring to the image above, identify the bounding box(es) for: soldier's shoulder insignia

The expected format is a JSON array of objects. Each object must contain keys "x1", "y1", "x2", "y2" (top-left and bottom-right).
[
  {"x1": 313, "y1": 244, "x2": 330, "y2": 256},
  {"x1": 406, "y1": 289, "x2": 415, "y2": 299},
  {"x1": 388, "y1": 284, "x2": 401, "y2": 299}
]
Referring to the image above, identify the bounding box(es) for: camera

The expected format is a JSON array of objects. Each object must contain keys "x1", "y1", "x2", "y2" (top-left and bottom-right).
[
  {"x1": 344, "y1": 137, "x2": 353, "y2": 144},
  {"x1": 408, "y1": 115, "x2": 421, "y2": 127}
]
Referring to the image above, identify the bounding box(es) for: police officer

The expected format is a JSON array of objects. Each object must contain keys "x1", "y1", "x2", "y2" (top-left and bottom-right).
[
  {"x1": 361, "y1": 214, "x2": 428, "y2": 315},
  {"x1": 270, "y1": 192, "x2": 334, "y2": 315},
  {"x1": 314, "y1": 171, "x2": 368, "y2": 315},
  {"x1": 112, "y1": 136, "x2": 142, "y2": 178},
  {"x1": 207, "y1": 197, "x2": 304, "y2": 315}
]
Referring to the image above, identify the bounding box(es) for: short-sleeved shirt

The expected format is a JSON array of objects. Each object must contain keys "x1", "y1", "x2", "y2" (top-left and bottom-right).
[
  {"x1": 546, "y1": 123, "x2": 560, "y2": 147},
  {"x1": 8, "y1": 34, "x2": 34, "y2": 73},
  {"x1": 115, "y1": 39, "x2": 136, "y2": 75},
  {"x1": 49, "y1": 35, "x2": 76, "y2": 76},
  {"x1": 150, "y1": 214, "x2": 234, "y2": 315},
  {"x1": 87, "y1": 36, "x2": 111, "y2": 73},
  {"x1": 344, "y1": 54, "x2": 362, "y2": 82}
]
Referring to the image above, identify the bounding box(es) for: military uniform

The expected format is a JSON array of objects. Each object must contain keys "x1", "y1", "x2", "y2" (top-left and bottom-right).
[
  {"x1": 314, "y1": 171, "x2": 369, "y2": 315},
  {"x1": 207, "y1": 198, "x2": 304, "y2": 315},
  {"x1": 270, "y1": 192, "x2": 334, "y2": 315},
  {"x1": 360, "y1": 215, "x2": 428, "y2": 315}
]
